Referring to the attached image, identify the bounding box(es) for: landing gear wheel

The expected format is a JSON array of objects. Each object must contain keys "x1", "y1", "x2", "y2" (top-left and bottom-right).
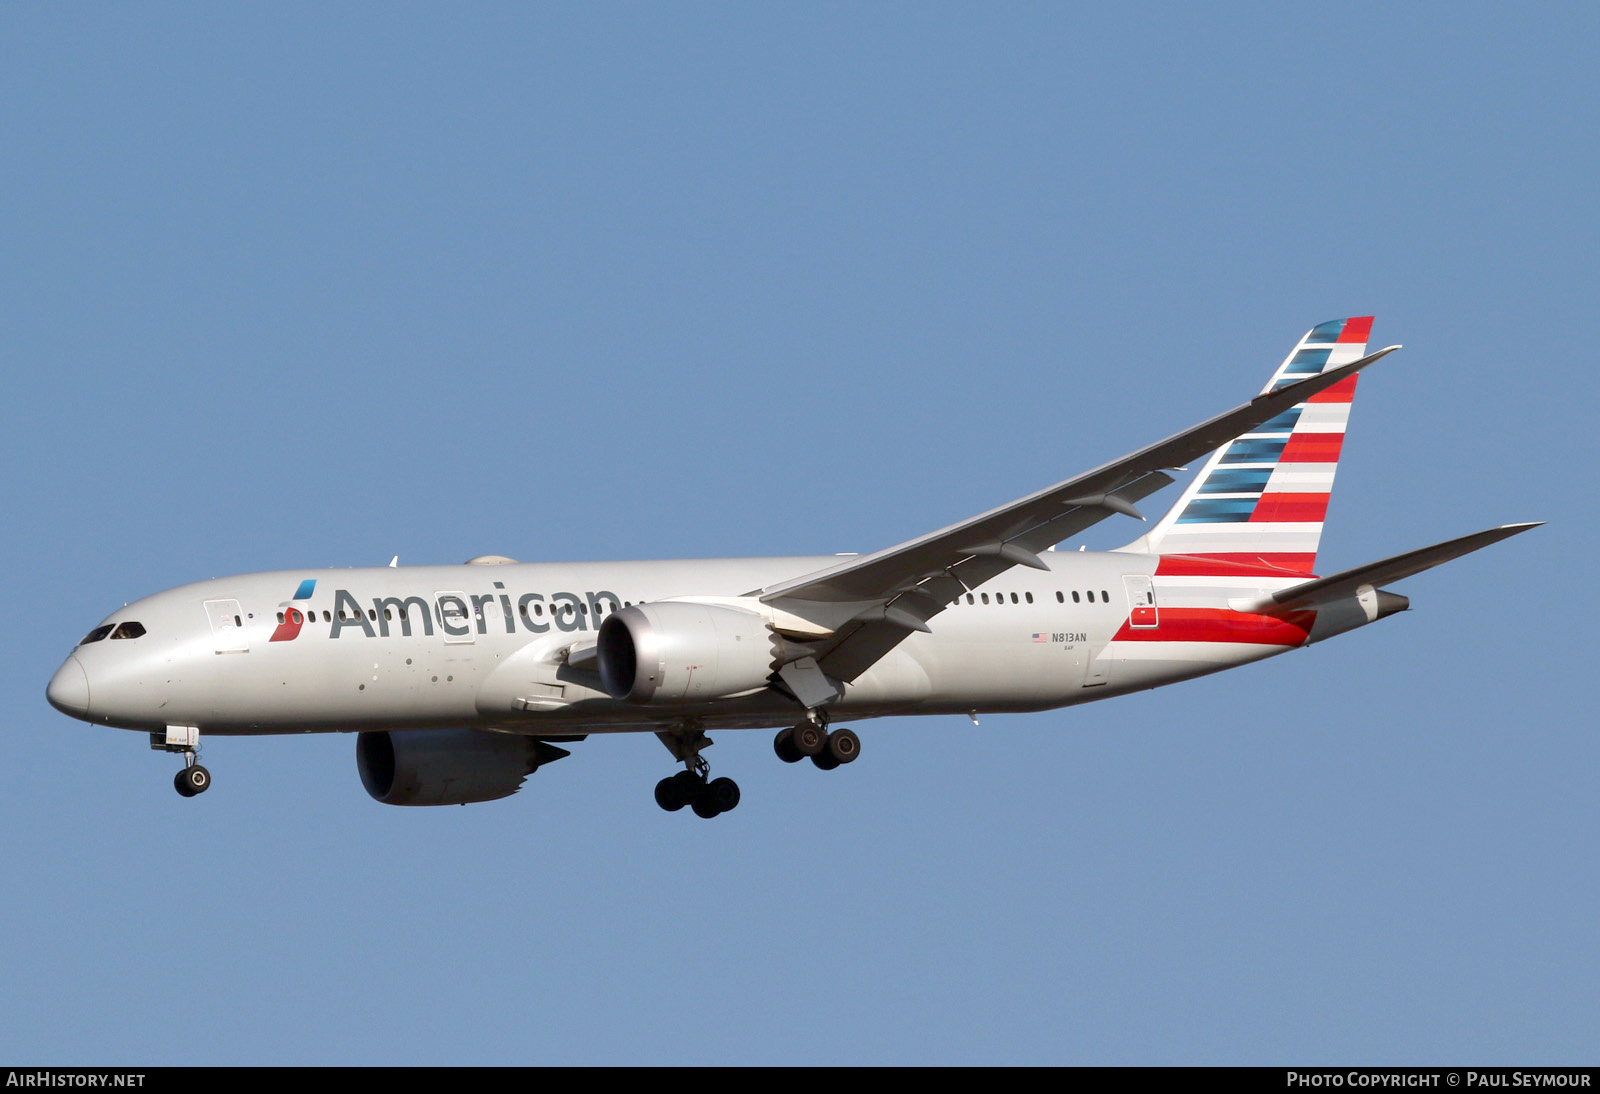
[
  {"x1": 655, "y1": 770, "x2": 702, "y2": 812},
  {"x1": 774, "y1": 727, "x2": 804, "y2": 764},
  {"x1": 176, "y1": 765, "x2": 210, "y2": 797},
  {"x1": 811, "y1": 751, "x2": 841, "y2": 771},
  {"x1": 792, "y1": 723, "x2": 827, "y2": 758},
  {"x1": 655, "y1": 775, "x2": 689, "y2": 812},
  {"x1": 825, "y1": 728, "x2": 860, "y2": 765},
  {"x1": 706, "y1": 777, "x2": 740, "y2": 813}
]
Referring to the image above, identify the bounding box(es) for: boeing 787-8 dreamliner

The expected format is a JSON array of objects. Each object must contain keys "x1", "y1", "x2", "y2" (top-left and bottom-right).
[{"x1": 46, "y1": 318, "x2": 1537, "y2": 818}]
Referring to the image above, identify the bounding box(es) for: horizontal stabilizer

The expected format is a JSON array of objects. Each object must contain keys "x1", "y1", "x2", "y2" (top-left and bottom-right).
[{"x1": 1249, "y1": 522, "x2": 1542, "y2": 612}]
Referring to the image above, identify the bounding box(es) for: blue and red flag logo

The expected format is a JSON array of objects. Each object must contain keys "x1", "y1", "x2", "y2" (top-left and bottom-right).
[{"x1": 269, "y1": 579, "x2": 317, "y2": 642}]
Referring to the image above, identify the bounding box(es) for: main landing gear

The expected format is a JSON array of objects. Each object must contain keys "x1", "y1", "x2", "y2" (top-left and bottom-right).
[
  {"x1": 654, "y1": 724, "x2": 740, "y2": 819},
  {"x1": 773, "y1": 717, "x2": 860, "y2": 770},
  {"x1": 152, "y1": 725, "x2": 211, "y2": 798}
]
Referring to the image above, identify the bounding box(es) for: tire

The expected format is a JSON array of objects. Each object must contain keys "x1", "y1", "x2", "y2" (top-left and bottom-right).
[
  {"x1": 691, "y1": 793, "x2": 722, "y2": 819},
  {"x1": 181, "y1": 765, "x2": 211, "y2": 795},
  {"x1": 826, "y1": 728, "x2": 860, "y2": 765},
  {"x1": 774, "y1": 727, "x2": 804, "y2": 764},
  {"x1": 174, "y1": 769, "x2": 196, "y2": 798},
  {"x1": 706, "y1": 777, "x2": 741, "y2": 813},
  {"x1": 811, "y1": 751, "x2": 840, "y2": 771},
  {"x1": 793, "y1": 723, "x2": 826, "y2": 757},
  {"x1": 655, "y1": 776, "x2": 688, "y2": 811}
]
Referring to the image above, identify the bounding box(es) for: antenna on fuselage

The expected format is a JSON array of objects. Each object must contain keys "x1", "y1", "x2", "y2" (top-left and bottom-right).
[{"x1": 388, "y1": 556, "x2": 398, "y2": 567}]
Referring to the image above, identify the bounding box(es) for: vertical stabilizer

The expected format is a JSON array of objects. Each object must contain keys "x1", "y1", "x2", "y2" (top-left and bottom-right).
[{"x1": 1126, "y1": 317, "x2": 1373, "y2": 573}]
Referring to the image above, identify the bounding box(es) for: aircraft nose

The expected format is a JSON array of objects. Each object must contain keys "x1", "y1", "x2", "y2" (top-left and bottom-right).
[{"x1": 47, "y1": 656, "x2": 91, "y2": 719}]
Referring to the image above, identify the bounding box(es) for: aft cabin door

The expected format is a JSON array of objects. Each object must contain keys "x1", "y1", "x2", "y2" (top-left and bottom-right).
[
  {"x1": 203, "y1": 599, "x2": 250, "y2": 653},
  {"x1": 1123, "y1": 575, "x2": 1158, "y2": 629}
]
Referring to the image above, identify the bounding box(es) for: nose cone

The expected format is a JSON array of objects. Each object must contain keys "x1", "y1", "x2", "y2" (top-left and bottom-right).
[{"x1": 47, "y1": 656, "x2": 91, "y2": 719}]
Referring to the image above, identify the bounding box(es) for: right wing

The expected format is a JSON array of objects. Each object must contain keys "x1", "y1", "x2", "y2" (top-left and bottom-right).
[{"x1": 758, "y1": 342, "x2": 1403, "y2": 684}]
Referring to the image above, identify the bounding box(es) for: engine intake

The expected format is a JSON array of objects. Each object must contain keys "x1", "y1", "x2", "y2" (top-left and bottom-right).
[{"x1": 597, "y1": 601, "x2": 778, "y2": 703}]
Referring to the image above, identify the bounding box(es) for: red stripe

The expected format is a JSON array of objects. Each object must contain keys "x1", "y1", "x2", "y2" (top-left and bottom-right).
[
  {"x1": 1155, "y1": 553, "x2": 1318, "y2": 577},
  {"x1": 1113, "y1": 607, "x2": 1315, "y2": 645},
  {"x1": 1338, "y1": 316, "x2": 1373, "y2": 343},
  {"x1": 1250, "y1": 493, "x2": 1330, "y2": 523},
  {"x1": 1279, "y1": 432, "x2": 1345, "y2": 462},
  {"x1": 1307, "y1": 375, "x2": 1358, "y2": 404}
]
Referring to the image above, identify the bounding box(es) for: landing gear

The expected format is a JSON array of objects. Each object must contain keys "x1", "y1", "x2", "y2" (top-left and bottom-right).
[
  {"x1": 773, "y1": 722, "x2": 826, "y2": 763},
  {"x1": 174, "y1": 765, "x2": 211, "y2": 798},
  {"x1": 152, "y1": 725, "x2": 210, "y2": 798},
  {"x1": 775, "y1": 720, "x2": 860, "y2": 771},
  {"x1": 654, "y1": 723, "x2": 740, "y2": 819}
]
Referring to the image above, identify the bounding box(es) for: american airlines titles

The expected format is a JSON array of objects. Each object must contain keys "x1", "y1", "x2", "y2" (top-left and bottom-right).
[{"x1": 298, "y1": 585, "x2": 624, "y2": 640}]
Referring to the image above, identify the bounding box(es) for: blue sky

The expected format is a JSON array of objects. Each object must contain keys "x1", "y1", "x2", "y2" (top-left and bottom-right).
[{"x1": 2, "y1": 4, "x2": 1593, "y2": 1064}]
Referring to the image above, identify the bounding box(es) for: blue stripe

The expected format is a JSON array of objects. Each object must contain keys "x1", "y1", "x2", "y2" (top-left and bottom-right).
[
  {"x1": 1282, "y1": 347, "x2": 1332, "y2": 375},
  {"x1": 1218, "y1": 437, "x2": 1289, "y2": 465},
  {"x1": 1197, "y1": 468, "x2": 1274, "y2": 494},
  {"x1": 1307, "y1": 319, "x2": 1345, "y2": 342},
  {"x1": 1177, "y1": 498, "x2": 1258, "y2": 523},
  {"x1": 293, "y1": 579, "x2": 317, "y2": 601},
  {"x1": 1256, "y1": 408, "x2": 1304, "y2": 433}
]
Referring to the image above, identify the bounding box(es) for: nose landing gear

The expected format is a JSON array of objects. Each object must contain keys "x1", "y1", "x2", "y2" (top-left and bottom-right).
[
  {"x1": 174, "y1": 762, "x2": 211, "y2": 798},
  {"x1": 152, "y1": 725, "x2": 211, "y2": 798}
]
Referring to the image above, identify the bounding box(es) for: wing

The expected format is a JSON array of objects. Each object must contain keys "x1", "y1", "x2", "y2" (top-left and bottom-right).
[
  {"x1": 1243, "y1": 522, "x2": 1543, "y2": 613},
  {"x1": 757, "y1": 343, "x2": 1402, "y2": 689}
]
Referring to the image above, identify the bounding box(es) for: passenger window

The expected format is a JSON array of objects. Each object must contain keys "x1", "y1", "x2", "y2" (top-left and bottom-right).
[
  {"x1": 276, "y1": 612, "x2": 285, "y2": 624},
  {"x1": 1072, "y1": 591, "x2": 1080, "y2": 603},
  {"x1": 79, "y1": 625, "x2": 114, "y2": 645},
  {"x1": 111, "y1": 621, "x2": 146, "y2": 640},
  {"x1": 1101, "y1": 590, "x2": 1109, "y2": 603},
  {"x1": 1025, "y1": 592, "x2": 1033, "y2": 604},
  {"x1": 966, "y1": 594, "x2": 974, "y2": 604},
  {"x1": 1055, "y1": 592, "x2": 1064, "y2": 603},
  {"x1": 234, "y1": 615, "x2": 242, "y2": 628},
  {"x1": 980, "y1": 593, "x2": 989, "y2": 604},
  {"x1": 1010, "y1": 593, "x2": 1019, "y2": 604}
]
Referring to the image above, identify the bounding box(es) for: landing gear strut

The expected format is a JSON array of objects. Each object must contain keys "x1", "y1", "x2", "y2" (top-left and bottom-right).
[
  {"x1": 654, "y1": 723, "x2": 740, "y2": 819},
  {"x1": 774, "y1": 713, "x2": 860, "y2": 771},
  {"x1": 152, "y1": 725, "x2": 211, "y2": 798}
]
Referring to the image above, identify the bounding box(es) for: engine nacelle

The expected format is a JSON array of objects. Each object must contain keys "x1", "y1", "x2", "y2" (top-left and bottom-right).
[
  {"x1": 596, "y1": 601, "x2": 777, "y2": 704},
  {"x1": 357, "y1": 729, "x2": 546, "y2": 807}
]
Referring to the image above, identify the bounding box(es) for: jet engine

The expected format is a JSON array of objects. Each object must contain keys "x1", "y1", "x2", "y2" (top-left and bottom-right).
[
  {"x1": 357, "y1": 729, "x2": 560, "y2": 806},
  {"x1": 596, "y1": 601, "x2": 778, "y2": 703}
]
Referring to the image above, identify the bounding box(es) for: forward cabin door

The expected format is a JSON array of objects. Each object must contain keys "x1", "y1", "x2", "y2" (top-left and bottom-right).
[{"x1": 204, "y1": 599, "x2": 250, "y2": 653}]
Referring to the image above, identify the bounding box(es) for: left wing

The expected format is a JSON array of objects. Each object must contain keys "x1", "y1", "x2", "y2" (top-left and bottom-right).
[
  {"x1": 1239, "y1": 522, "x2": 1543, "y2": 613},
  {"x1": 757, "y1": 342, "x2": 1401, "y2": 686}
]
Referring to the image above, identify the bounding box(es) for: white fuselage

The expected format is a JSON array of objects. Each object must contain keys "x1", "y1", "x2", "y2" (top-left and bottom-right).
[{"x1": 53, "y1": 551, "x2": 1317, "y2": 740}]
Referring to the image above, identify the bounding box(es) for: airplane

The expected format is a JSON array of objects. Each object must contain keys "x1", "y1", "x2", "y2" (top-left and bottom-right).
[{"x1": 46, "y1": 317, "x2": 1538, "y2": 818}]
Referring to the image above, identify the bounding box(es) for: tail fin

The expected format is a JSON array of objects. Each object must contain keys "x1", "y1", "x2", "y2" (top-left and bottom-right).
[{"x1": 1129, "y1": 316, "x2": 1374, "y2": 574}]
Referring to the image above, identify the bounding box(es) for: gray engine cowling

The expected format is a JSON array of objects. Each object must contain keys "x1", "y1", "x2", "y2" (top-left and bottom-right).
[
  {"x1": 596, "y1": 601, "x2": 778, "y2": 703},
  {"x1": 357, "y1": 729, "x2": 553, "y2": 806}
]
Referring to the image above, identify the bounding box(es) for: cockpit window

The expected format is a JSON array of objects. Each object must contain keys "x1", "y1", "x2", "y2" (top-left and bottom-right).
[
  {"x1": 79, "y1": 624, "x2": 115, "y2": 645},
  {"x1": 110, "y1": 621, "x2": 146, "y2": 640}
]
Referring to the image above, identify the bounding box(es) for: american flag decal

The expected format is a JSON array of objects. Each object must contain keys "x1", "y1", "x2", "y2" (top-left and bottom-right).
[{"x1": 1032, "y1": 633, "x2": 1050, "y2": 643}]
